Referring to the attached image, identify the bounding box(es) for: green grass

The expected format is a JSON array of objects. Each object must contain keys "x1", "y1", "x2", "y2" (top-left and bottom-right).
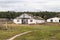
[
  {"x1": 0, "y1": 26, "x2": 33, "y2": 40},
  {"x1": 0, "y1": 24, "x2": 60, "y2": 40},
  {"x1": 14, "y1": 25, "x2": 60, "y2": 40}
]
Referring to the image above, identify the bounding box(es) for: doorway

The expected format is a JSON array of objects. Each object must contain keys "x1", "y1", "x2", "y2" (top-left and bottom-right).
[{"x1": 22, "y1": 19, "x2": 28, "y2": 24}]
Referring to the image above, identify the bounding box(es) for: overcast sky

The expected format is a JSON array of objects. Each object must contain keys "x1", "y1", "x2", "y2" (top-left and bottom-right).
[{"x1": 0, "y1": 0, "x2": 60, "y2": 12}]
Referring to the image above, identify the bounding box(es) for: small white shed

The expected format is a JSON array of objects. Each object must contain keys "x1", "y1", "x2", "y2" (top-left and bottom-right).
[
  {"x1": 47, "y1": 17, "x2": 60, "y2": 22},
  {"x1": 13, "y1": 13, "x2": 45, "y2": 24}
]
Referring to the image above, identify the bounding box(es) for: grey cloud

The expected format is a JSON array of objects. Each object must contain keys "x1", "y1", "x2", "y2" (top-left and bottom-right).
[{"x1": 0, "y1": 0, "x2": 60, "y2": 12}]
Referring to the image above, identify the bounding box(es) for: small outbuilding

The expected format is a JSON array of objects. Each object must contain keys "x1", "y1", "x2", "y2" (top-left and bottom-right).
[
  {"x1": 47, "y1": 17, "x2": 60, "y2": 22},
  {"x1": 13, "y1": 13, "x2": 45, "y2": 24},
  {"x1": 0, "y1": 18, "x2": 9, "y2": 24},
  {"x1": 0, "y1": 18, "x2": 12, "y2": 24}
]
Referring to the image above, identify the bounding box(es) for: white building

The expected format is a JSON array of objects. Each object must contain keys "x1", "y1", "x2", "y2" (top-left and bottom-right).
[
  {"x1": 47, "y1": 17, "x2": 60, "y2": 22},
  {"x1": 13, "y1": 13, "x2": 45, "y2": 24}
]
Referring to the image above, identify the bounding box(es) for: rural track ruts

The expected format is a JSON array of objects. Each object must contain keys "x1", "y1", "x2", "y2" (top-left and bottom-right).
[{"x1": 7, "y1": 31, "x2": 32, "y2": 40}]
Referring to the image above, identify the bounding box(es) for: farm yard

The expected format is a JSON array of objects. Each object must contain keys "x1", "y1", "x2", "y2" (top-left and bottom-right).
[
  {"x1": 0, "y1": 23, "x2": 60, "y2": 40},
  {"x1": 0, "y1": 0, "x2": 60, "y2": 40}
]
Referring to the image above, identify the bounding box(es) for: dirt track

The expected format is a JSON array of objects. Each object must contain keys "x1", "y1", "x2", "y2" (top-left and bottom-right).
[
  {"x1": 2, "y1": 23, "x2": 60, "y2": 27},
  {"x1": 8, "y1": 31, "x2": 32, "y2": 40}
]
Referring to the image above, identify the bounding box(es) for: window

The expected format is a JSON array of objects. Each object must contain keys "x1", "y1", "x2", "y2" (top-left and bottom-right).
[
  {"x1": 51, "y1": 19, "x2": 53, "y2": 22},
  {"x1": 30, "y1": 20, "x2": 33, "y2": 22},
  {"x1": 59, "y1": 20, "x2": 60, "y2": 22},
  {"x1": 17, "y1": 20, "x2": 19, "y2": 22}
]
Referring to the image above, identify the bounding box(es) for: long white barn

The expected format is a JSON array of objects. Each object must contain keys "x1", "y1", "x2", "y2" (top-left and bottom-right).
[
  {"x1": 47, "y1": 17, "x2": 60, "y2": 22},
  {"x1": 13, "y1": 13, "x2": 45, "y2": 24}
]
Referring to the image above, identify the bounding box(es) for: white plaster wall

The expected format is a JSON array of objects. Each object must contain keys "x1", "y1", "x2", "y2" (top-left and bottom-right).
[
  {"x1": 28, "y1": 19, "x2": 36, "y2": 24},
  {"x1": 36, "y1": 20, "x2": 45, "y2": 23},
  {"x1": 13, "y1": 19, "x2": 22, "y2": 24},
  {"x1": 53, "y1": 19, "x2": 59, "y2": 22},
  {"x1": 47, "y1": 18, "x2": 60, "y2": 22},
  {"x1": 47, "y1": 19, "x2": 52, "y2": 22}
]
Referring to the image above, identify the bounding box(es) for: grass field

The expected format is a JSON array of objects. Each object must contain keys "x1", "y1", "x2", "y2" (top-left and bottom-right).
[{"x1": 0, "y1": 23, "x2": 60, "y2": 40}]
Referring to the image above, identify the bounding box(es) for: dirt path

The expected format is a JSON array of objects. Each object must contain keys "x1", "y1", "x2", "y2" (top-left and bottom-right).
[{"x1": 7, "y1": 31, "x2": 32, "y2": 40}]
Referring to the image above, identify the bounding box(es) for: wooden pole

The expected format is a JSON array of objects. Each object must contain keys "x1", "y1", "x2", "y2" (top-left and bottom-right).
[{"x1": 6, "y1": 21, "x2": 8, "y2": 30}]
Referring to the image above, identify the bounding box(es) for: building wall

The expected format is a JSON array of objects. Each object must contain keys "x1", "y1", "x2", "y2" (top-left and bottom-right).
[
  {"x1": 36, "y1": 20, "x2": 45, "y2": 23},
  {"x1": 13, "y1": 19, "x2": 45, "y2": 24},
  {"x1": 13, "y1": 19, "x2": 22, "y2": 24},
  {"x1": 47, "y1": 18, "x2": 60, "y2": 22},
  {"x1": 47, "y1": 19, "x2": 52, "y2": 22},
  {"x1": 28, "y1": 19, "x2": 36, "y2": 24},
  {"x1": 53, "y1": 19, "x2": 59, "y2": 22},
  {"x1": 13, "y1": 19, "x2": 36, "y2": 24},
  {"x1": 28, "y1": 19, "x2": 45, "y2": 24}
]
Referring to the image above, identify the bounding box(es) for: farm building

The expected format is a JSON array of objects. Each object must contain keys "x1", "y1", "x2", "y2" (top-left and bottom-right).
[
  {"x1": 0, "y1": 18, "x2": 12, "y2": 24},
  {"x1": 13, "y1": 13, "x2": 45, "y2": 24},
  {"x1": 47, "y1": 17, "x2": 60, "y2": 22},
  {"x1": 0, "y1": 18, "x2": 8, "y2": 23}
]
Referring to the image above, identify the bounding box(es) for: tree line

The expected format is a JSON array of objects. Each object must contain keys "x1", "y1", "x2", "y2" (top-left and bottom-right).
[{"x1": 0, "y1": 11, "x2": 60, "y2": 20}]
